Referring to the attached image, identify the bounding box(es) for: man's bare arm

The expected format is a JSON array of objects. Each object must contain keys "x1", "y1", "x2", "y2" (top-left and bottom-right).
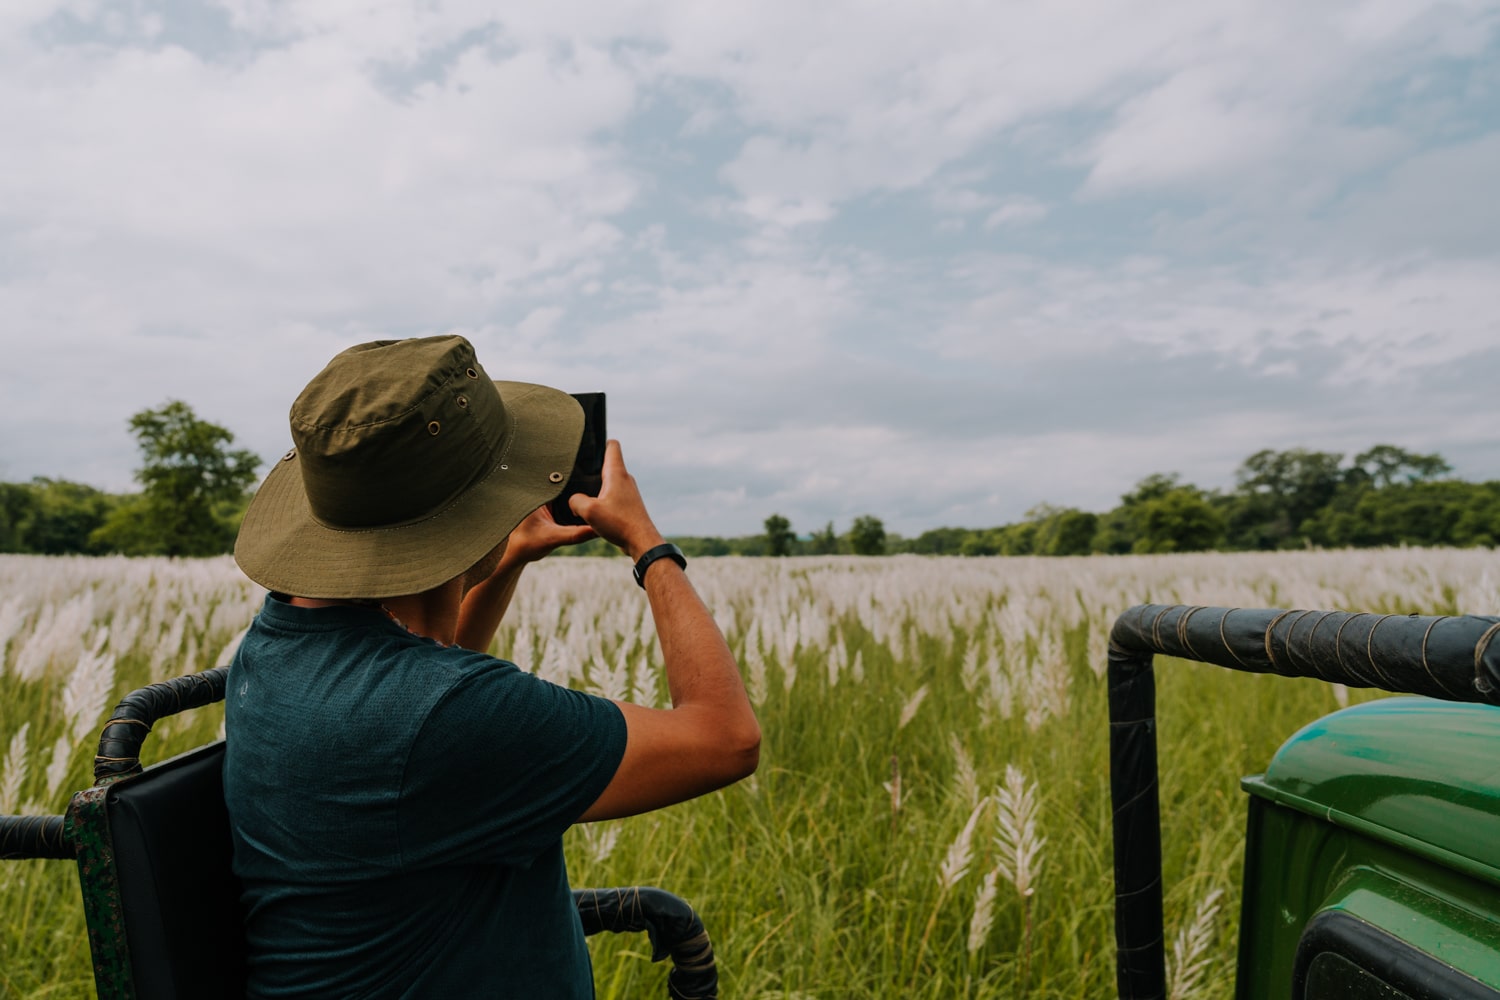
[
  {"x1": 572, "y1": 441, "x2": 760, "y2": 821},
  {"x1": 453, "y1": 508, "x2": 594, "y2": 652}
]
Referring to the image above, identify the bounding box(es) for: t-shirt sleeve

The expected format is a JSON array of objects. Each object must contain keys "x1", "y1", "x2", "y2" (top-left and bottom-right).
[{"x1": 397, "y1": 657, "x2": 627, "y2": 869}]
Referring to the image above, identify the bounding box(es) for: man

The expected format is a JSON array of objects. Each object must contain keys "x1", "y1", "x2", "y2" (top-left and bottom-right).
[{"x1": 226, "y1": 335, "x2": 760, "y2": 998}]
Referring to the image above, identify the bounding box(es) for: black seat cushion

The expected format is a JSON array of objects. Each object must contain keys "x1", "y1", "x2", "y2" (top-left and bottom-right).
[{"x1": 106, "y1": 741, "x2": 246, "y2": 999}]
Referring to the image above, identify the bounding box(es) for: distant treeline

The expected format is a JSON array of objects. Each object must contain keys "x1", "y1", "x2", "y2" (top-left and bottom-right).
[
  {"x1": 3, "y1": 428, "x2": 1496, "y2": 559},
  {"x1": 563, "y1": 444, "x2": 1500, "y2": 558}
]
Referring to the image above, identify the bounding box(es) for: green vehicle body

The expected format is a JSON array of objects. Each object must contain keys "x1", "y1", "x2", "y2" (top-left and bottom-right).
[{"x1": 1236, "y1": 697, "x2": 1500, "y2": 998}]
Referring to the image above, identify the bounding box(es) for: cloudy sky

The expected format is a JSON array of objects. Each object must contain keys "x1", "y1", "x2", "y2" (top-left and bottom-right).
[{"x1": 1, "y1": 0, "x2": 1497, "y2": 537}]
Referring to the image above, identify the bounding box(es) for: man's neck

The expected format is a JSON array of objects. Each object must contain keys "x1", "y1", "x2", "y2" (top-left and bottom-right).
[{"x1": 288, "y1": 578, "x2": 464, "y2": 645}]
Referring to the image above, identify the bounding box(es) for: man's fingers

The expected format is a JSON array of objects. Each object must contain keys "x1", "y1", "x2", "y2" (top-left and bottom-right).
[{"x1": 600, "y1": 439, "x2": 625, "y2": 484}]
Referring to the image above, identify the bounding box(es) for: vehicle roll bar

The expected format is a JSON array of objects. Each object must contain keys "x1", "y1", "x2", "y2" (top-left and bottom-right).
[{"x1": 1107, "y1": 604, "x2": 1500, "y2": 1000}]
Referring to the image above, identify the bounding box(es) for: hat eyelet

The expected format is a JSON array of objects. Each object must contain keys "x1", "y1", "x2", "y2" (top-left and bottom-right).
[
  {"x1": 428, "y1": 421, "x2": 441, "y2": 435},
  {"x1": 282, "y1": 448, "x2": 296, "y2": 461},
  {"x1": 466, "y1": 367, "x2": 478, "y2": 379},
  {"x1": 456, "y1": 395, "x2": 468, "y2": 408},
  {"x1": 548, "y1": 471, "x2": 564, "y2": 483},
  {"x1": 500, "y1": 464, "x2": 509, "y2": 471}
]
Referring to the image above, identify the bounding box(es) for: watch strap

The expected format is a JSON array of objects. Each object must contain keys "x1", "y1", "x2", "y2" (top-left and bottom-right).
[{"x1": 633, "y1": 543, "x2": 687, "y2": 588}]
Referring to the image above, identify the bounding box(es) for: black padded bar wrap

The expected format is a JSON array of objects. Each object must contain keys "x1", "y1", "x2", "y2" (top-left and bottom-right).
[
  {"x1": 0, "y1": 814, "x2": 69, "y2": 860},
  {"x1": 94, "y1": 666, "x2": 230, "y2": 784},
  {"x1": 574, "y1": 886, "x2": 717, "y2": 999}
]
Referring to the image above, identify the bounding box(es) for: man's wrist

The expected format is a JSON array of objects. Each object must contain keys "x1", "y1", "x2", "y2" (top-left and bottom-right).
[
  {"x1": 625, "y1": 533, "x2": 668, "y2": 562},
  {"x1": 633, "y1": 543, "x2": 686, "y2": 588}
]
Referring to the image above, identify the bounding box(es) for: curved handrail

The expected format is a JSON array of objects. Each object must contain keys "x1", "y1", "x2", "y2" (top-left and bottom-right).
[
  {"x1": 1106, "y1": 604, "x2": 1500, "y2": 1000},
  {"x1": 574, "y1": 886, "x2": 717, "y2": 999},
  {"x1": 93, "y1": 666, "x2": 230, "y2": 784}
]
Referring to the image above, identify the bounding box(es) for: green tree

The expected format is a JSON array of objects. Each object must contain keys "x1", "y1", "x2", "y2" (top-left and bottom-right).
[
  {"x1": 846, "y1": 515, "x2": 887, "y2": 556},
  {"x1": 1027, "y1": 504, "x2": 1099, "y2": 556},
  {"x1": 31, "y1": 478, "x2": 121, "y2": 554},
  {"x1": 906, "y1": 526, "x2": 966, "y2": 555},
  {"x1": 1091, "y1": 473, "x2": 1195, "y2": 554},
  {"x1": 1131, "y1": 487, "x2": 1226, "y2": 553},
  {"x1": 670, "y1": 536, "x2": 731, "y2": 558},
  {"x1": 808, "y1": 521, "x2": 840, "y2": 555},
  {"x1": 1227, "y1": 448, "x2": 1345, "y2": 549},
  {"x1": 1348, "y1": 444, "x2": 1451, "y2": 489},
  {"x1": 959, "y1": 528, "x2": 1004, "y2": 556},
  {"x1": 995, "y1": 522, "x2": 1038, "y2": 555},
  {"x1": 0, "y1": 478, "x2": 121, "y2": 554},
  {"x1": 763, "y1": 513, "x2": 796, "y2": 557},
  {"x1": 0, "y1": 481, "x2": 38, "y2": 552},
  {"x1": 92, "y1": 401, "x2": 261, "y2": 556},
  {"x1": 1304, "y1": 480, "x2": 1500, "y2": 548}
]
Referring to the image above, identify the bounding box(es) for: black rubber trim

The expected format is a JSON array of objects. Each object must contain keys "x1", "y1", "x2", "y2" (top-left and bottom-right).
[{"x1": 1293, "y1": 909, "x2": 1500, "y2": 1000}]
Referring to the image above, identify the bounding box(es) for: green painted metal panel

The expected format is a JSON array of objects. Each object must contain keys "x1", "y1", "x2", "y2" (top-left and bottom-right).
[
  {"x1": 1235, "y1": 699, "x2": 1500, "y2": 999},
  {"x1": 1247, "y1": 697, "x2": 1500, "y2": 885}
]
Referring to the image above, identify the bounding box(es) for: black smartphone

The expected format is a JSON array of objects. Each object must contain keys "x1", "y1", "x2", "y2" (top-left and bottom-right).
[{"x1": 548, "y1": 392, "x2": 605, "y2": 526}]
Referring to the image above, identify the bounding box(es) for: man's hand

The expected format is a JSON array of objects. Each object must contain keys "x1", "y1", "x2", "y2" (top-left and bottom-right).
[
  {"x1": 452, "y1": 504, "x2": 593, "y2": 651},
  {"x1": 569, "y1": 441, "x2": 665, "y2": 561},
  {"x1": 502, "y1": 504, "x2": 597, "y2": 567}
]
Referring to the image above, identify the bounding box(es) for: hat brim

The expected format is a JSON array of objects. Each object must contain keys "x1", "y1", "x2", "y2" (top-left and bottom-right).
[{"x1": 234, "y1": 381, "x2": 583, "y2": 599}]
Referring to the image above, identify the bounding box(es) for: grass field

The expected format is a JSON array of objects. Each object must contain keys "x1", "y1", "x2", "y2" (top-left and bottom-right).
[{"x1": 2, "y1": 549, "x2": 1497, "y2": 998}]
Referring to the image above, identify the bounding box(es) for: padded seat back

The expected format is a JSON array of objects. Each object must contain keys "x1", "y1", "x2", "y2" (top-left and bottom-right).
[{"x1": 72, "y1": 740, "x2": 246, "y2": 1000}]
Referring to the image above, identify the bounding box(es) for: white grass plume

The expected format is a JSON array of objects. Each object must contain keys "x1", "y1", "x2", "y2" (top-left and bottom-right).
[
  {"x1": 1088, "y1": 626, "x2": 1109, "y2": 679},
  {"x1": 949, "y1": 734, "x2": 980, "y2": 808},
  {"x1": 883, "y1": 754, "x2": 901, "y2": 822},
  {"x1": 897, "y1": 684, "x2": 929, "y2": 730},
  {"x1": 44, "y1": 735, "x2": 73, "y2": 801},
  {"x1": 61, "y1": 647, "x2": 117, "y2": 746},
  {"x1": 967, "y1": 867, "x2": 1001, "y2": 955},
  {"x1": 579, "y1": 822, "x2": 620, "y2": 865},
  {"x1": 781, "y1": 644, "x2": 798, "y2": 693},
  {"x1": 13, "y1": 593, "x2": 92, "y2": 681},
  {"x1": 994, "y1": 764, "x2": 1045, "y2": 898},
  {"x1": 591, "y1": 648, "x2": 631, "y2": 702},
  {"x1": 960, "y1": 640, "x2": 984, "y2": 693},
  {"x1": 744, "y1": 638, "x2": 768, "y2": 706},
  {"x1": 0, "y1": 596, "x2": 26, "y2": 672},
  {"x1": 628, "y1": 653, "x2": 657, "y2": 708},
  {"x1": 1, "y1": 722, "x2": 30, "y2": 813},
  {"x1": 1167, "y1": 887, "x2": 1225, "y2": 1000},
  {"x1": 937, "y1": 799, "x2": 988, "y2": 891},
  {"x1": 149, "y1": 609, "x2": 188, "y2": 680}
]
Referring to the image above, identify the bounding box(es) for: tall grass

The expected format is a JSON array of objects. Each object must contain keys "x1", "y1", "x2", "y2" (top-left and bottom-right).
[{"x1": 1, "y1": 548, "x2": 1496, "y2": 998}]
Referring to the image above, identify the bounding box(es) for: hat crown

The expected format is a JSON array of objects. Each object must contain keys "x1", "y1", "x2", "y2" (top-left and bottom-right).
[{"x1": 289, "y1": 336, "x2": 511, "y2": 528}]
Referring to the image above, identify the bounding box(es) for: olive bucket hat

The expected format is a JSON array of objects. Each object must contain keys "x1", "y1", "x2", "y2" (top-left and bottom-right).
[{"x1": 234, "y1": 335, "x2": 582, "y2": 599}]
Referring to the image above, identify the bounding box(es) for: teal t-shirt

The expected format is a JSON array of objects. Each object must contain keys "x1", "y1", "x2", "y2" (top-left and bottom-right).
[{"x1": 224, "y1": 595, "x2": 627, "y2": 999}]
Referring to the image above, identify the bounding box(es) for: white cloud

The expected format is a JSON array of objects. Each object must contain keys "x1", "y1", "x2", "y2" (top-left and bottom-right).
[
  {"x1": 0, "y1": 0, "x2": 1497, "y2": 532},
  {"x1": 932, "y1": 254, "x2": 1500, "y2": 381},
  {"x1": 1334, "y1": 134, "x2": 1500, "y2": 256},
  {"x1": 985, "y1": 198, "x2": 1048, "y2": 229}
]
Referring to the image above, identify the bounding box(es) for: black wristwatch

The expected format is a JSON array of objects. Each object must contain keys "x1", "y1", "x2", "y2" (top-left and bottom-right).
[{"x1": 633, "y1": 543, "x2": 687, "y2": 588}]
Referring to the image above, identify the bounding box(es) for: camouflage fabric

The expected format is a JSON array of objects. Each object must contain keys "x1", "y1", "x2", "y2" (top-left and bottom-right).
[{"x1": 66, "y1": 785, "x2": 136, "y2": 1000}]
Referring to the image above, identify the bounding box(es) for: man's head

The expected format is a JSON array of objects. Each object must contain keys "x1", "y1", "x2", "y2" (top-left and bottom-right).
[{"x1": 234, "y1": 336, "x2": 581, "y2": 598}]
